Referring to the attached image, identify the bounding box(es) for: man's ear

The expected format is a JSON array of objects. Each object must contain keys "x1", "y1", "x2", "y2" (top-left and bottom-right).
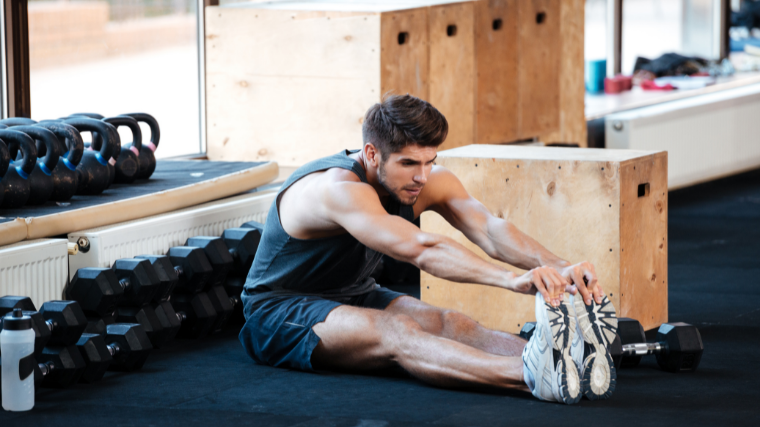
[{"x1": 365, "y1": 143, "x2": 381, "y2": 167}]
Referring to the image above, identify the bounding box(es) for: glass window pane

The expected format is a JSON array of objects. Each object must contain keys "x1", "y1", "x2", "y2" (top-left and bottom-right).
[
  {"x1": 585, "y1": 0, "x2": 607, "y2": 61},
  {"x1": 29, "y1": 0, "x2": 201, "y2": 158},
  {"x1": 621, "y1": 0, "x2": 683, "y2": 74}
]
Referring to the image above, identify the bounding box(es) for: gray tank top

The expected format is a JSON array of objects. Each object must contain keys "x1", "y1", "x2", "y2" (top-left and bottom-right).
[{"x1": 243, "y1": 150, "x2": 415, "y2": 304}]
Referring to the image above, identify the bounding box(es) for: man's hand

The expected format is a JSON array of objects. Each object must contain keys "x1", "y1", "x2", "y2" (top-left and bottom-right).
[
  {"x1": 508, "y1": 266, "x2": 571, "y2": 307},
  {"x1": 559, "y1": 262, "x2": 604, "y2": 306}
]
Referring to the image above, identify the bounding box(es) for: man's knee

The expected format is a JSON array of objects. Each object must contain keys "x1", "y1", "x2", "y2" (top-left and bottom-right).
[{"x1": 439, "y1": 309, "x2": 480, "y2": 336}]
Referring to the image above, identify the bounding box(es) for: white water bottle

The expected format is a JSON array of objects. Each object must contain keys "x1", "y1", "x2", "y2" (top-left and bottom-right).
[{"x1": 1, "y1": 308, "x2": 36, "y2": 412}]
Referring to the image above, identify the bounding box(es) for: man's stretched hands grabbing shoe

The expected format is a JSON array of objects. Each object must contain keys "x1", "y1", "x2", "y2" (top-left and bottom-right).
[{"x1": 506, "y1": 261, "x2": 605, "y2": 308}]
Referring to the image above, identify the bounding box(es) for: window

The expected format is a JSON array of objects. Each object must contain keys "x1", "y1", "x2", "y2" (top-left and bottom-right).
[{"x1": 28, "y1": 0, "x2": 201, "y2": 158}]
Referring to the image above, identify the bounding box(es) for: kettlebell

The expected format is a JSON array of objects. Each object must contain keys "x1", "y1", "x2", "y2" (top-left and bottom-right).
[
  {"x1": 123, "y1": 113, "x2": 160, "y2": 179},
  {"x1": 0, "y1": 117, "x2": 37, "y2": 126},
  {"x1": 102, "y1": 116, "x2": 142, "y2": 184},
  {"x1": 0, "y1": 129, "x2": 37, "y2": 208},
  {"x1": 8, "y1": 126, "x2": 61, "y2": 205},
  {"x1": 66, "y1": 114, "x2": 120, "y2": 188},
  {"x1": 0, "y1": 138, "x2": 10, "y2": 207},
  {"x1": 34, "y1": 121, "x2": 84, "y2": 202},
  {"x1": 63, "y1": 117, "x2": 114, "y2": 196}
]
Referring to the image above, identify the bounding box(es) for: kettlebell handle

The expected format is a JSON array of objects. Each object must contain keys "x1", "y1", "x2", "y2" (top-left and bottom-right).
[
  {"x1": 123, "y1": 113, "x2": 160, "y2": 152},
  {"x1": 62, "y1": 117, "x2": 114, "y2": 164},
  {"x1": 10, "y1": 125, "x2": 61, "y2": 175},
  {"x1": 0, "y1": 129, "x2": 37, "y2": 176},
  {"x1": 103, "y1": 116, "x2": 142, "y2": 153},
  {"x1": 34, "y1": 121, "x2": 85, "y2": 168}
]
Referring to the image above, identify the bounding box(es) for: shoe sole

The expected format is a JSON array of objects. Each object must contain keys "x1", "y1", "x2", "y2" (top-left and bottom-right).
[
  {"x1": 536, "y1": 295, "x2": 581, "y2": 405},
  {"x1": 573, "y1": 295, "x2": 617, "y2": 400}
]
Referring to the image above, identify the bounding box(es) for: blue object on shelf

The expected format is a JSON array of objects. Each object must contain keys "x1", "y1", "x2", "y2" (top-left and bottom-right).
[
  {"x1": 730, "y1": 37, "x2": 760, "y2": 52},
  {"x1": 585, "y1": 59, "x2": 607, "y2": 93}
]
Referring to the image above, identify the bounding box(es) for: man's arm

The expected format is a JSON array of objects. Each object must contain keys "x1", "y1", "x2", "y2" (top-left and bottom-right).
[
  {"x1": 423, "y1": 167, "x2": 605, "y2": 305},
  {"x1": 323, "y1": 181, "x2": 568, "y2": 306}
]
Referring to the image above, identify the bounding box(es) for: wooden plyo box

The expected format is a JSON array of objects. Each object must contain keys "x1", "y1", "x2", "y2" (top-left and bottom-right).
[
  {"x1": 473, "y1": 0, "x2": 586, "y2": 147},
  {"x1": 205, "y1": 0, "x2": 587, "y2": 167},
  {"x1": 421, "y1": 145, "x2": 668, "y2": 333},
  {"x1": 206, "y1": 1, "x2": 473, "y2": 166}
]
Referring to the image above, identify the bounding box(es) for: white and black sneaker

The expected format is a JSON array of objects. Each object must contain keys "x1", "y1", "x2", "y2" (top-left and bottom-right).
[
  {"x1": 571, "y1": 293, "x2": 618, "y2": 400},
  {"x1": 522, "y1": 293, "x2": 581, "y2": 404}
]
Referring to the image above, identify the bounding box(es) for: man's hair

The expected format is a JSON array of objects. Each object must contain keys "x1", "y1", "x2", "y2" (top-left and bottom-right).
[{"x1": 362, "y1": 94, "x2": 448, "y2": 160}]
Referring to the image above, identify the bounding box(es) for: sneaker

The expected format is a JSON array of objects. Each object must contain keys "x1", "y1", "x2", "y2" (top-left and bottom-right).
[
  {"x1": 572, "y1": 293, "x2": 618, "y2": 400},
  {"x1": 522, "y1": 293, "x2": 581, "y2": 404}
]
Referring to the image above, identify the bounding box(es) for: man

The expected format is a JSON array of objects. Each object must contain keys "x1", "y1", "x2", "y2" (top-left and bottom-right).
[{"x1": 240, "y1": 95, "x2": 618, "y2": 404}]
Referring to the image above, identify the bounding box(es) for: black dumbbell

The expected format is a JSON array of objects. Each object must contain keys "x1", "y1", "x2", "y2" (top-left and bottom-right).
[
  {"x1": 0, "y1": 295, "x2": 36, "y2": 314},
  {"x1": 76, "y1": 323, "x2": 153, "y2": 383},
  {"x1": 165, "y1": 246, "x2": 214, "y2": 294},
  {"x1": 617, "y1": 318, "x2": 703, "y2": 373},
  {"x1": 65, "y1": 264, "x2": 165, "y2": 348},
  {"x1": 223, "y1": 226, "x2": 262, "y2": 277},
  {"x1": 0, "y1": 297, "x2": 86, "y2": 356},
  {"x1": 134, "y1": 255, "x2": 218, "y2": 341},
  {"x1": 36, "y1": 344, "x2": 87, "y2": 388},
  {"x1": 170, "y1": 292, "x2": 218, "y2": 339}
]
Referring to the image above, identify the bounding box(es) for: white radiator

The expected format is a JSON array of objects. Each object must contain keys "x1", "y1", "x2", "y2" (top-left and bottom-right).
[
  {"x1": 67, "y1": 190, "x2": 277, "y2": 279},
  {"x1": 0, "y1": 239, "x2": 71, "y2": 310},
  {"x1": 605, "y1": 83, "x2": 760, "y2": 189}
]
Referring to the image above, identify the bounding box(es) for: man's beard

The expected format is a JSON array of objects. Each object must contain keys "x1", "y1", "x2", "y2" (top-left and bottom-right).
[{"x1": 378, "y1": 161, "x2": 418, "y2": 206}]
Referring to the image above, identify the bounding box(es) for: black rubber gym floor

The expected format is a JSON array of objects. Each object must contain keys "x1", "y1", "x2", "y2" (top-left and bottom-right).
[{"x1": 3, "y1": 168, "x2": 760, "y2": 426}]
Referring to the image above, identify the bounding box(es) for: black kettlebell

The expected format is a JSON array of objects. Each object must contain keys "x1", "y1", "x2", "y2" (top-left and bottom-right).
[
  {"x1": 34, "y1": 121, "x2": 84, "y2": 202},
  {"x1": 63, "y1": 117, "x2": 114, "y2": 196},
  {"x1": 0, "y1": 129, "x2": 37, "y2": 208},
  {"x1": 9, "y1": 125, "x2": 61, "y2": 205},
  {"x1": 102, "y1": 116, "x2": 142, "y2": 184},
  {"x1": 67, "y1": 114, "x2": 120, "y2": 188},
  {"x1": 0, "y1": 117, "x2": 37, "y2": 126},
  {"x1": 0, "y1": 137, "x2": 9, "y2": 207},
  {"x1": 123, "y1": 113, "x2": 160, "y2": 179}
]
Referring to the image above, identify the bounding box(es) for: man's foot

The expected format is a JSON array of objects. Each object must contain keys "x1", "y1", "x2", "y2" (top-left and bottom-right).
[
  {"x1": 571, "y1": 294, "x2": 618, "y2": 400},
  {"x1": 522, "y1": 293, "x2": 581, "y2": 404}
]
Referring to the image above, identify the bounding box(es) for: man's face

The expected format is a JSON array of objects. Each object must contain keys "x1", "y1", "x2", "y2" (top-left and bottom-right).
[{"x1": 377, "y1": 144, "x2": 438, "y2": 206}]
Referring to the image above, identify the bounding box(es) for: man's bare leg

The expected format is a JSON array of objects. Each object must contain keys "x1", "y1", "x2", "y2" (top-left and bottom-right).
[
  {"x1": 311, "y1": 305, "x2": 528, "y2": 391},
  {"x1": 385, "y1": 296, "x2": 526, "y2": 357}
]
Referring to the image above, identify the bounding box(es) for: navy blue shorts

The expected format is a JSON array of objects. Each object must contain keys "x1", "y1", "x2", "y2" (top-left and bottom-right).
[{"x1": 239, "y1": 286, "x2": 408, "y2": 372}]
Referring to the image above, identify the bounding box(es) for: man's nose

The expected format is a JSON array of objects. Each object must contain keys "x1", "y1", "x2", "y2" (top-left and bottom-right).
[{"x1": 414, "y1": 168, "x2": 428, "y2": 185}]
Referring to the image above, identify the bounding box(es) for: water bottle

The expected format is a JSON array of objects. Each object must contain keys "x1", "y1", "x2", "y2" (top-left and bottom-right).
[{"x1": 1, "y1": 308, "x2": 35, "y2": 412}]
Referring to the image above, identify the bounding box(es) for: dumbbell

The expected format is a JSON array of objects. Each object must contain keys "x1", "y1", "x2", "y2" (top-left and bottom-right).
[
  {"x1": 65, "y1": 263, "x2": 168, "y2": 348},
  {"x1": 135, "y1": 253, "x2": 219, "y2": 340},
  {"x1": 185, "y1": 226, "x2": 261, "y2": 330},
  {"x1": 0, "y1": 297, "x2": 88, "y2": 357},
  {"x1": 0, "y1": 346, "x2": 85, "y2": 389},
  {"x1": 76, "y1": 323, "x2": 153, "y2": 383},
  {"x1": 617, "y1": 318, "x2": 703, "y2": 373}
]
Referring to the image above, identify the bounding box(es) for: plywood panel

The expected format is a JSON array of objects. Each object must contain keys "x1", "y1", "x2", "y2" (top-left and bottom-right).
[
  {"x1": 517, "y1": 0, "x2": 560, "y2": 139},
  {"x1": 206, "y1": 7, "x2": 381, "y2": 166},
  {"x1": 474, "y1": 0, "x2": 518, "y2": 144},
  {"x1": 428, "y1": 2, "x2": 476, "y2": 150},
  {"x1": 381, "y1": 8, "x2": 429, "y2": 99},
  {"x1": 422, "y1": 148, "x2": 624, "y2": 333},
  {"x1": 539, "y1": 0, "x2": 586, "y2": 145},
  {"x1": 619, "y1": 152, "x2": 668, "y2": 330}
]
